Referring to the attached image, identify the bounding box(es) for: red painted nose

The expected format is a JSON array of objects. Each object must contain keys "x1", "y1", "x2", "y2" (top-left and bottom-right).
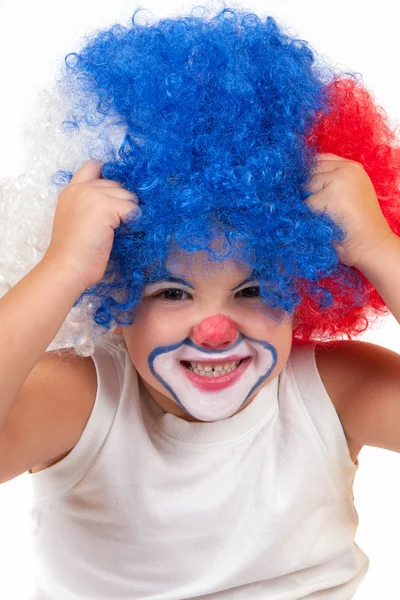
[{"x1": 193, "y1": 314, "x2": 237, "y2": 348}]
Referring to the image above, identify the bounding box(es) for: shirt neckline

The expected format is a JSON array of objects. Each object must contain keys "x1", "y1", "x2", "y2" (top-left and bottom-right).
[{"x1": 138, "y1": 374, "x2": 279, "y2": 445}]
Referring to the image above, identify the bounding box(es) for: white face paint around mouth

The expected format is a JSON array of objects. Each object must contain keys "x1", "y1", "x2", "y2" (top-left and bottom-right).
[{"x1": 148, "y1": 335, "x2": 277, "y2": 421}]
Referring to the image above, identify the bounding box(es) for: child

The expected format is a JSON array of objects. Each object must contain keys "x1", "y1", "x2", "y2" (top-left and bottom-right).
[{"x1": 1, "y1": 5, "x2": 400, "y2": 599}]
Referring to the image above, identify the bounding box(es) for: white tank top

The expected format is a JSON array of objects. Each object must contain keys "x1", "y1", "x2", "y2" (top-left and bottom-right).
[{"x1": 28, "y1": 335, "x2": 369, "y2": 599}]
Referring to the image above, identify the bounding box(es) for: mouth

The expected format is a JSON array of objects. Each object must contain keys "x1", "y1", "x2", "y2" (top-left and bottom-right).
[{"x1": 180, "y1": 357, "x2": 252, "y2": 391}]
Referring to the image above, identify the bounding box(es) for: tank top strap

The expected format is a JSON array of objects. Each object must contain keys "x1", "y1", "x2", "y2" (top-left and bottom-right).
[{"x1": 287, "y1": 342, "x2": 358, "y2": 488}]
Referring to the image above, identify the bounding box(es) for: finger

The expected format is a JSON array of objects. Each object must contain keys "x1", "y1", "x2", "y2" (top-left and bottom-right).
[
  {"x1": 70, "y1": 160, "x2": 104, "y2": 184},
  {"x1": 90, "y1": 179, "x2": 123, "y2": 188},
  {"x1": 316, "y1": 153, "x2": 344, "y2": 161},
  {"x1": 118, "y1": 202, "x2": 143, "y2": 223},
  {"x1": 91, "y1": 181, "x2": 141, "y2": 203},
  {"x1": 303, "y1": 188, "x2": 342, "y2": 222},
  {"x1": 311, "y1": 154, "x2": 360, "y2": 174},
  {"x1": 103, "y1": 189, "x2": 140, "y2": 203},
  {"x1": 304, "y1": 171, "x2": 333, "y2": 193},
  {"x1": 309, "y1": 164, "x2": 341, "y2": 183},
  {"x1": 316, "y1": 153, "x2": 361, "y2": 165},
  {"x1": 122, "y1": 204, "x2": 142, "y2": 221},
  {"x1": 310, "y1": 157, "x2": 348, "y2": 175}
]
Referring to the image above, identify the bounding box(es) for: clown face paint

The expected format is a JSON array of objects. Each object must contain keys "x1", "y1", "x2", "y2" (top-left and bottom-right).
[{"x1": 148, "y1": 333, "x2": 277, "y2": 421}]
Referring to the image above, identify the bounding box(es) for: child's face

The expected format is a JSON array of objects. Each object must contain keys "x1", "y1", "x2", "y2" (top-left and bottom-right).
[{"x1": 115, "y1": 248, "x2": 294, "y2": 422}]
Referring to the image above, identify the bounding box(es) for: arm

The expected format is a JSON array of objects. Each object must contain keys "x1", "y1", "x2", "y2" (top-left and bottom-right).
[
  {"x1": 0, "y1": 158, "x2": 139, "y2": 435},
  {"x1": 338, "y1": 233, "x2": 400, "y2": 454},
  {"x1": 354, "y1": 233, "x2": 400, "y2": 325},
  {"x1": 305, "y1": 153, "x2": 400, "y2": 453},
  {"x1": 0, "y1": 258, "x2": 85, "y2": 433},
  {"x1": 317, "y1": 339, "x2": 400, "y2": 454}
]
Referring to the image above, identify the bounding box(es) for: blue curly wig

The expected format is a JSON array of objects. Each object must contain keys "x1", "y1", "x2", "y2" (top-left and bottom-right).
[{"x1": 49, "y1": 5, "x2": 400, "y2": 347}]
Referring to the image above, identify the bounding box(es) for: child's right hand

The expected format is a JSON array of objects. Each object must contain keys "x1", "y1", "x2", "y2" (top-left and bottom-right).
[{"x1": 42, "y1": 160, "x2": 141, "y2": 290}]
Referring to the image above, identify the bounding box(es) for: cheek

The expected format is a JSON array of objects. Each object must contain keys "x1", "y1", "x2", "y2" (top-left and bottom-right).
[
  {"x1": 124, "y1": 309, "x2": 186, "y2": 369},
  {"x1": 135, "y1": 300, "x2": 187, "y2": 335},
  {"x1": 238, "y1": 308, "x2": 293, "y2": 341},
  {"x1": 245, "y1": 318, "x2": 293, "y2": 372}
]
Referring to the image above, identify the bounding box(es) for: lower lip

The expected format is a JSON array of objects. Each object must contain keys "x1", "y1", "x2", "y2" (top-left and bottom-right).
[{"x1": 181, "y1": 358, "x2": 251, "y2": 391}]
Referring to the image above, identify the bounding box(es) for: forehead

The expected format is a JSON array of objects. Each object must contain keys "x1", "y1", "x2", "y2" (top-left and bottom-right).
[{"x1": 164, "y1": 247, "x2": 254, "y2": 283}]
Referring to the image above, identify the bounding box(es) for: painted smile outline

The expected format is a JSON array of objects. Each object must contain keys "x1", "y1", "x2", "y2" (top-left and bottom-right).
[{"x1": 148, "y1": 334, "x2": 277, "y2": 417}]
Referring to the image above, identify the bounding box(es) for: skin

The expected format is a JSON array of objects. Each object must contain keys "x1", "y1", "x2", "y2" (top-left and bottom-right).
[{"x1": 114, "y1": 247, "x2": 294, "y2": 422}]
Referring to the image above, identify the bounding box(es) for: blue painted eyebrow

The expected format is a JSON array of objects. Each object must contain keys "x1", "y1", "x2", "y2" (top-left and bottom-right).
[
  {"x1": 155, "y1": 274, "x2": 195, "y2": 289},
  {"x1": 230, "y1": 276, "x2": 258, "y2": 291},
  {"x1": 149, "y1": 271, "x2": 258, "y2": 291}
]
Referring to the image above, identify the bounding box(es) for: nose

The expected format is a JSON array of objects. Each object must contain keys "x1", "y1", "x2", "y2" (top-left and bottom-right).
[{"x1": 192, "y1": 314, "x2": 237, "y2": 349}]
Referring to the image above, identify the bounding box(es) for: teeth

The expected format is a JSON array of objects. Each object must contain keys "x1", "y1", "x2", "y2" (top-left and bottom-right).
[{"x1": 187, "y1": 359, "x2": 243, "y2": 377}]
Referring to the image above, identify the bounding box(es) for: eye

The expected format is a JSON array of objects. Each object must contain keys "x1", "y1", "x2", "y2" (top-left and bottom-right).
[
  {"x1": 154, "y1": 288, "x2": 191, "y2": 301},
  {"x1": 235, "y1": 285, "x2": 260, "y2": 298}
]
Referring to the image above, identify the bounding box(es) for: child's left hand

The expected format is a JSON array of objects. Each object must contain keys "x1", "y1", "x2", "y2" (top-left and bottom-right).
[{"x1": 303, "y1": 152, "x2": 395, "y2": 268}]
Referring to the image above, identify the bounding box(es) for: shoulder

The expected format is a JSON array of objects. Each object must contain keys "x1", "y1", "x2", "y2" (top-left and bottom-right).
[
  {"x1": 20, "y1": 349, "x2": 97, "y2": 477},
  {"x1": 314, "y1": 339, "x2": 400, "y2": 452},
  {"x1": 38, "y1": 348, "x2": 98, "y2": 401},
  {"x1": 30, "y1": 348, "x2": 97, "y2": 473},
  {"x1": 314, "y1": 339, "x2": 400, "y2": 402},
  {"x1": 314, "y1": 340, "x2": 364, "y2": 407}
]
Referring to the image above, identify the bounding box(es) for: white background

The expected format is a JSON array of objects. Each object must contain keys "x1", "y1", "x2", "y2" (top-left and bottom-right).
[{"x1": 0, "y1": 0, "x2": 399, "y2": 598}]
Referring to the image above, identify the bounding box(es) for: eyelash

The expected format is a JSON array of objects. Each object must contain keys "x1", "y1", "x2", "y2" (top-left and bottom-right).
[{"x1": 151, "y1": 286, "x2": 261, "y2": 301}]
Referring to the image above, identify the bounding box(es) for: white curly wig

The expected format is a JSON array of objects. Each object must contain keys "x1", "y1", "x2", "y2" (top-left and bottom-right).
[{"x1": 0, "y1": 79, "x2": 127, "y2": 356}]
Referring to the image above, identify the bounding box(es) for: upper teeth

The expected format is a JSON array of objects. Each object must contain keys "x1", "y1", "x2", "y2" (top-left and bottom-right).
[{"x1": 188, "y1": 360, "x2": 241, "y2": 376}]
